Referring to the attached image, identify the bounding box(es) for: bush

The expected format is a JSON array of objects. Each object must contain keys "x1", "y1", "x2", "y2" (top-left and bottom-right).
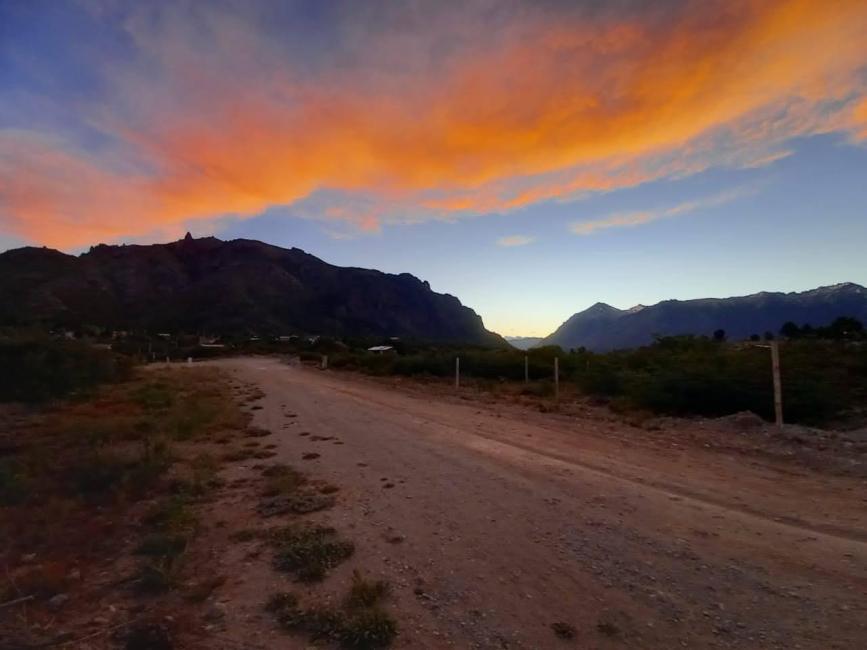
[
  {"x1": 0, "y1": 336, "x2": 132, "y2": 402},
  {"x1": 570, "y1": 337, "x2": 863, "y2": 425}
]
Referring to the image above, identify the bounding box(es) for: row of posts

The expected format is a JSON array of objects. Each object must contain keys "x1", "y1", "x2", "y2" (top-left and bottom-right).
[
  {"x1": 319, "y1": 348, "x2": 782, "y2": 428},
  {"x1": 455, "y1": 355, "x2": 560, "y2": 401},
  {"x1": 454, "y1": 348, "x2": 783, "y2": 428}
]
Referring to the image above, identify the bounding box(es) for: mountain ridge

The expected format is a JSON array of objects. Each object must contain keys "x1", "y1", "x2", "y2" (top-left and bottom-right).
[
  {"x1": 0, "y1": 235, "x2": 505, "y2": 345},
  {"x1": 542, "y1": 283, "x2": 867, "y2": 351}
]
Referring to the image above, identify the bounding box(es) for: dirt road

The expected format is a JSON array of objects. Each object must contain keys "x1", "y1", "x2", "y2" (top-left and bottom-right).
[{"x1": 209, "y1": 357, "x2": 867, "y2": 649}]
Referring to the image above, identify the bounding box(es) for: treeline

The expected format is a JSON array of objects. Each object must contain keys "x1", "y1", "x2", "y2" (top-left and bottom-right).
[
  {"x1": 778, "y1": 316, "x2": 864, "y2": 341},
  {"x1": 0, "y1": 334, "x2": 133, "y2": 402}
]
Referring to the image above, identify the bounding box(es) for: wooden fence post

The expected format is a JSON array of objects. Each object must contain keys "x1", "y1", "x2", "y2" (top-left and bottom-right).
[
  {"x1": 455, "y1": 356, "x2": 460, "y2": 389},
  {"x1": 554, "y1": 357, "x2": 559, "y2": 401},
  {"x1": 770, "y1": 341, "x2": 783, "y2": 428},
  {"x1": 524, "y1": 355, "x2": 529, "y2": 384}
]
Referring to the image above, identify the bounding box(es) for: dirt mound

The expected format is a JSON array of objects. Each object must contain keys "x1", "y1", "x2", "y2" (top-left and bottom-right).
[{"x1": 716, "y1": 411, "x2": 767, "y2": 431}]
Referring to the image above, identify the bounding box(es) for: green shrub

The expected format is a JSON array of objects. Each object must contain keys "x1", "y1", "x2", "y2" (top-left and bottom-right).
[
  {"x1": 0, "y1": 459, "x2": 30, "y2": 505},
  {"x1": 0, "y1": 336, "x2": 132, "y2": 402},
  {"x1": 271, "y1": 525, "x2": 355, "y2": 582}
]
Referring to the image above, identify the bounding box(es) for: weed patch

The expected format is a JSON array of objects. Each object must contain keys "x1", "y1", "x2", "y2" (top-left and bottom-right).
[
  {"x1": 266, "y1": 573, "x2": 396, "y2": 648},
  {"x1": 0, "y1": 458, "x2": 30, "y2": 505},
  {"x1": 271, "y1": 525, "x2": 354, "y2": 582},
  {"x1": 551, "y1": 622, "x2": 576, "y2": 640}
]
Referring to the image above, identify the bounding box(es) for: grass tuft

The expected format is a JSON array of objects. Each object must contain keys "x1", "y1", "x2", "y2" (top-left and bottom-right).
[
  {"x1": 551, "y1": 621, "x2": 576, "y2": 640},
  {"x1": 271, "y1": 525, "x2": 354, "y2": 582},
  {"x1": 345, "y1": 571, "x2": 390, "y2": 609}
]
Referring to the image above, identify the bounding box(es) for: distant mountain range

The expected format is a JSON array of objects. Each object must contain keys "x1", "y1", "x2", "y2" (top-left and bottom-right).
[
  {"x1": 504, "y1": 336, "x2": 544, "y2": 350},
  {"x1": 540, "y1": 283, "x2": 867, "y2": 351},
  {"x1": 0, "y1": 234, "x2": 504, "y2": 345}
]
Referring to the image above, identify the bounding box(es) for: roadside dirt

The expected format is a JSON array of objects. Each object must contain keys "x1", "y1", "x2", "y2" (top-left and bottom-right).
[{"x1": 203, "y1": 357, "x2": 867, "y2": 649}]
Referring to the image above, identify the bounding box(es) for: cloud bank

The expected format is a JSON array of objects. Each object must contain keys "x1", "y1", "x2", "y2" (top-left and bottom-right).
[{"x1": 1, "y1": 0, "x2": 866, "y2": 247}]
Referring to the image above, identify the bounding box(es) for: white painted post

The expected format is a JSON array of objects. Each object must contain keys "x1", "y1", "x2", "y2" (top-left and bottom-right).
[
  {"x1": 554, "y1": 357, "x2": 560, "y2": 401},
  {"x1": 455, "y1": 356, "x2": 460, "y2": 389},
  {"x1": 187, "y1": 356, "x2": 192, "y2": 365},
  {"x1": 321, "y1": 354, "x2": 328, "y2": 370},
  {"x1": 524, "y1": 355, "x2": 529, "y2": 384},
  {"x1": 770, "y1": 341, "x2": 783, "y2": 428}
]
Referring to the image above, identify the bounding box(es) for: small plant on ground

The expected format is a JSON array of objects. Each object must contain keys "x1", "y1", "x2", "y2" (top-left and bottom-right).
[
  {"x1": 266, "y1": 574, "x2": 397, "y2": 649},
  {"x1": 0, "y1": 458, "x2": 30, "y2": 505},
  {"x1": 340, "y1": 606, "x2": 397, "y2": 649},
  {"x1": 551, "y1": 621, "x2": 576, "y2": 640},
  {"x1": 271, "y1": 525, "x2": 354, "y2": 582},
  {"x1": 345, "y1": 570, "x2": 390, "y2": 609},
  {"x1": 262, "y1": 464, "x2": 307, "y2": 496}
]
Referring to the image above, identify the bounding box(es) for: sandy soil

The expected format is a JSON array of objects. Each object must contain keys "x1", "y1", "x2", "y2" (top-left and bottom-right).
[{"x1": 198, "y1": 357, "x2": 867, "y2": 649}]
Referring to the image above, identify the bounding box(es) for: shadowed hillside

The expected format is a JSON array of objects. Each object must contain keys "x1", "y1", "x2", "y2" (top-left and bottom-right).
[
  {"x1": 543, "y1": 284, "x2": 867, "y2": 351},
  {"x1": 0, "y1": 235, "x2": 505, "y2": 346}
]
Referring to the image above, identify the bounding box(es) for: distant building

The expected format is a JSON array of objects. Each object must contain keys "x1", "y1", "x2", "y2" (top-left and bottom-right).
[{"x1": 367, "y1": 345, "x2": 395, "y2": 354}]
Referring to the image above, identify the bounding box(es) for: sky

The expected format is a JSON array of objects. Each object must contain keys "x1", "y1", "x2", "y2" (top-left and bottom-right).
[{"x1": 1, "y1": 1, "x2": 866, "y2": 336}]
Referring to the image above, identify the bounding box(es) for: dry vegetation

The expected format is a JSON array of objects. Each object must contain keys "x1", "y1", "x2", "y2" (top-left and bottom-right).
[{"x1": 0, "y1": 365, "x2": 396, "y2": 649}]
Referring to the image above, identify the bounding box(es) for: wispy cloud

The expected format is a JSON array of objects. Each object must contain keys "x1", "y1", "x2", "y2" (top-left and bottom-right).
[
  {"x1": 497, "y1": 235, "x2": 535, "y2": 247},
  {"x1": 570, "y1": 187, "x2": 753, "y2": 236},
  {"x1": 1, "y1": 1, "x2": 867, "y2": 247}
]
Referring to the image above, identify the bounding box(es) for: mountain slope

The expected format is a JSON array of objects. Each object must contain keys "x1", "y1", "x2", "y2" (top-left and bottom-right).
[
  {"x1": 543, "y1": 283, "x2": 867, "y2": 351},
  {"x1": 0, "y1": 235, "x2": 504, "y2": 345},
  {"x1": 504, "y1": 336, "x2": 544, "y2": 350}
]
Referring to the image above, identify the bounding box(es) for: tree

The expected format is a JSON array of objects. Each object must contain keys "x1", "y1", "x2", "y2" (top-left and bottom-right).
[
  {"x1": 822, "y1": 316, "x2": 864, "y2": 340},
  {"x1": 780, "y1": 321, "x2": 800, "y2": 339},
  {"x1": 713, "y1": 329, "x2": 726, "y2": 342}
]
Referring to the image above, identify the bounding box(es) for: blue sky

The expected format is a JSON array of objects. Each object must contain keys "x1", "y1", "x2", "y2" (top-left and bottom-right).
[
  {"x1": 1, "y1": 1, "x2": 866, "y2": 335},
  {"x1": 216, "y1": 133, "x2": 867, "y2": 335}
]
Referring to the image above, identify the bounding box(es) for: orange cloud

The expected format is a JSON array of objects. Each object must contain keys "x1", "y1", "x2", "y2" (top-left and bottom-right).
[
  {"x1": 852, "y1": 99, "x2": 867, "y2": 141},
  {"x1": 2, "y1": 0, "x2": 866, "y2": 248}
]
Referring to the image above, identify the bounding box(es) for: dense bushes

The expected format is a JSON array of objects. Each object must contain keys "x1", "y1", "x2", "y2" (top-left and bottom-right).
[
  {"x1": 0, "y1": 336, "x2": 133, "y2": 402},
  {"x1": 581, "y1": 337, "x2": 862, "y2": 425},
  {"x1": 326, "y1": 337, "x2": 866, "y2": 427}
]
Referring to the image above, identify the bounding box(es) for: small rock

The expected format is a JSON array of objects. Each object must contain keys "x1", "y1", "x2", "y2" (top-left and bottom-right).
[
  {"x1": 48, "y1": 594, "x2": 69, "y2": 610},
  {"x1": 204, "y1": 603, "x2": 227, "y2": 621}
]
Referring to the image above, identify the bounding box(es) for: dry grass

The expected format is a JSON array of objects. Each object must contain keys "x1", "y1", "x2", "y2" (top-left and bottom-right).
[
  {"x1": 271, "y1": 525, "x2": 355, "y2": 582},
  {"x1": 266, "y1": 573, "x2": 397, "y2": 648},
  {"x1": 0, "y1": 365, "x2": 249, "y2": 643}
]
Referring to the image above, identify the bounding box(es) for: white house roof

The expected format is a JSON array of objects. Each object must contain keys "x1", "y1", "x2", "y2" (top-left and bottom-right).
[{"x1": 367, "y1": 345, "x2": 394, "y2": 352}]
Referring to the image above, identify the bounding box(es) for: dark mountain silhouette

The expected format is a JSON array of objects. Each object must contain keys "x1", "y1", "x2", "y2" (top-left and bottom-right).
[
  {"x1": 542, "y1": 283, "x2": 867, "y2": 351},
  {"x1": 0, "y1": 235, "x2": 504, "y2": 345}
]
